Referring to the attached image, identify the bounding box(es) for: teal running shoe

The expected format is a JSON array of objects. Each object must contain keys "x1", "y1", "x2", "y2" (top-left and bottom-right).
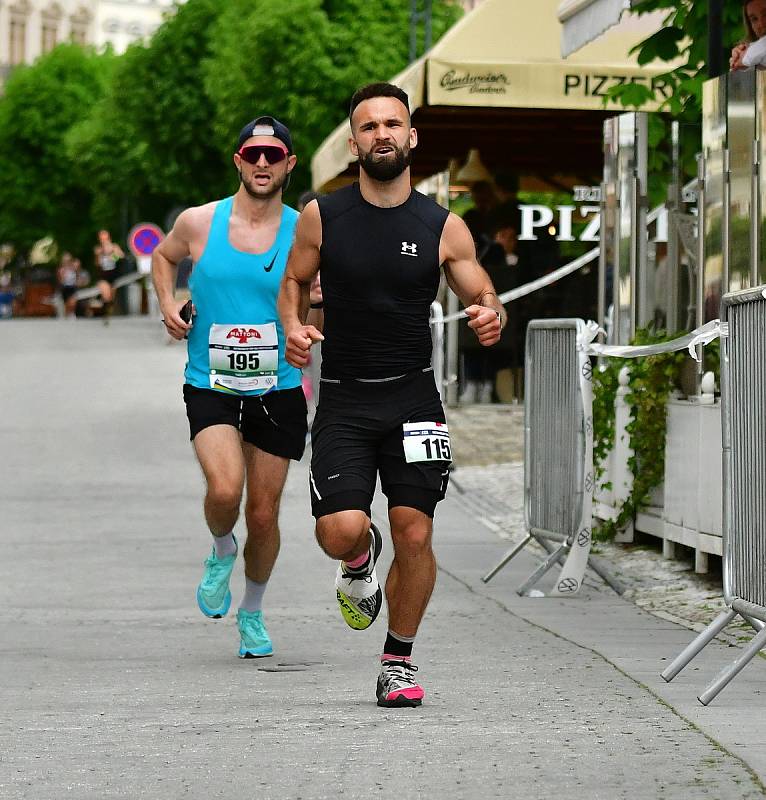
[
  {"x1": 237, "y1": 609, "x2": 273, "y2": 658},
  {"x1": 196, "y1": 536, "x2": 237, "y2": 619}
]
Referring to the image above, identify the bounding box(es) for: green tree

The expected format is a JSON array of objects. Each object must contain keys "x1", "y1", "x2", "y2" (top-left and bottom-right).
[
  {"x1": 68, "y1": 0, "x2": 230, "y2": 237},
  {"x1": 204, "y1": 0, "x2": 462, "y2": 196},
  {"x1": 0, "y1": 44, "x2": 115, "y2": 255},
  {"x1": 608, "y1": 1, "x2": 747, "y2": 116}
]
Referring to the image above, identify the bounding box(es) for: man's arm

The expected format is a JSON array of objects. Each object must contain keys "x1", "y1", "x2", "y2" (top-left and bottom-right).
[
  {"x1": 440, "y1": 213, "x2": 505, "y2": 347},
  {"x1": 152, "y1": 209, "x2": 196, "y2": 340},
  {"x1": 278, "y1": 200, "x2": 324, "y2": 367}
]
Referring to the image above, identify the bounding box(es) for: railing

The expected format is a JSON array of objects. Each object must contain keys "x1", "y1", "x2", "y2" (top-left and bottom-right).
[
  {"x1": 480, "y1": 319, "x2": 622, "y2": 596},
  {"x1": 661, "y1": 286, "x2": 766, "y2": 705}
]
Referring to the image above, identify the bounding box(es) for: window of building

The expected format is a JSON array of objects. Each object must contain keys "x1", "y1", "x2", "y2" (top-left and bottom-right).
[
  {"x1": 70, "y1": 7, "x2": 93, "y2": 46},
  {"x1": 9, "y1": 17, "x2": 27, "y2": 65},
  {"x1": 41, "y1": 22, "x2": 58, "y2": 53},
  {"x1": 41, "y1": 4, "x2": 63, "y2": 54}
]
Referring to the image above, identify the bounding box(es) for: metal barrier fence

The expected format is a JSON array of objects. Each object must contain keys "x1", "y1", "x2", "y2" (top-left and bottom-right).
[
  {"x1": 72, "y1": 271, "x2": 144, "y2": 302},
  {"x1": 661, "y1": 286, "x2": 766, "y2": 705},
  {"x1": 481, "y1": 319, "x2": 622, "y2": 596}
]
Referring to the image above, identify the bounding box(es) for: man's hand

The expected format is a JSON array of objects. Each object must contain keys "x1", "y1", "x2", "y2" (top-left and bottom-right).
[
  {"x1": 285, "y1": 324, "x2": 324, "y2": 368},
  {"x1": 161, "y1": 300, "x2": 193, "y2": 340},
  {"x1": 465, "y1": 305, "x2": 502, "y2": 347}
]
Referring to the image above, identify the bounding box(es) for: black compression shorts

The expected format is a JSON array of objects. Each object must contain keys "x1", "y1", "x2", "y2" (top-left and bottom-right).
[
  {"x1": 98, "y1": 270, "x2": 118, "y2": 285},
  {"x1": 309, "y1": 368, "x2": 451, "y2": 519},
  {"x1": 183, "y1": 384, "x2": 307, "y2": 461}
]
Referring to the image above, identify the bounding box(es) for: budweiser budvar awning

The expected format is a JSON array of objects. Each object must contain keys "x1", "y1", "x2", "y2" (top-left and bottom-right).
[{"x1": 311, "y1": 0, "x2": 675, "y2": 191}]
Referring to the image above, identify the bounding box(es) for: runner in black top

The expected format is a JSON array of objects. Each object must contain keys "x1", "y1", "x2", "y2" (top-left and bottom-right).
[{"x1": 278, "y1": 82, "x2": 506, "y2": 708}]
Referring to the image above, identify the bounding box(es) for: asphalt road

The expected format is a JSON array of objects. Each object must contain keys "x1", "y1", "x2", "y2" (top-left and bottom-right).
[{"x1": 1, "y1": 318, "x2": 763, "y2": 799}]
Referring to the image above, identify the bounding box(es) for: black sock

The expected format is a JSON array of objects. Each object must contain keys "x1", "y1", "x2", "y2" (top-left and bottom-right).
[{"x1": 383, "y1": 630, "x2": 414, "y2": 659}]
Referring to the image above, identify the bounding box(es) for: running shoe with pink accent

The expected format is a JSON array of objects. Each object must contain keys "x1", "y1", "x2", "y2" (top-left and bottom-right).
[{"x1": 376, "y1": 659, "x2": 424, "y2": 708}]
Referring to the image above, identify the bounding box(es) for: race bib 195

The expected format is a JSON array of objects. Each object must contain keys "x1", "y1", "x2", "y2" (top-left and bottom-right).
[
  {"x1": 402, "y1": 421, "x2": 451, "y2": 463},
  {"x1": 208, "y1": 322, "x2": 279, "y2": 393}
]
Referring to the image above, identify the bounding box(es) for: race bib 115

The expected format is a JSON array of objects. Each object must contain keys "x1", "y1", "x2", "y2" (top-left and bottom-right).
[{"x1": 402, "y1": 421, "x2": 451, "y2": 463}]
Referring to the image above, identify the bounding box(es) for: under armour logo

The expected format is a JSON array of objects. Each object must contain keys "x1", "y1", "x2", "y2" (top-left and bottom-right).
[{"x1": 401, "y1": 241, "x2": 418, "y2": 257}]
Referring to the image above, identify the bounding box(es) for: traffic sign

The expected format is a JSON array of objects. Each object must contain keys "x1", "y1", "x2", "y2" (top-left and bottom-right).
[{"x1": 128, "y1": 222, "x2": 164, "y2": 258}]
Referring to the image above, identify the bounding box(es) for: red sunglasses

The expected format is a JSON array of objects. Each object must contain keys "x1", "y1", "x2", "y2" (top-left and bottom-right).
[{"x1": 238, "y1": 144, "x2": 288, "y2": 165}]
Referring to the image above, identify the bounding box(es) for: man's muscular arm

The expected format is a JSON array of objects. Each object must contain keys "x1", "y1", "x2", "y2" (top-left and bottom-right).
[
  {"x1": 152, "y1": 209, "x2": 198, "y2": 340},
  {"x1": 278, "y1": 200, "x2": 324, "y2": 368},
  {"x1": 440, "y1": 213, "x2": 505, "y2": 347}
]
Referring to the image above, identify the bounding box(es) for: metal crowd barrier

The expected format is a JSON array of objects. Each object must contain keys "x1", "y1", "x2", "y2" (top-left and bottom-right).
[
  {"x1": 71, "y1": 271, "x2": 144, "y2": 302},
  {"x1": 661, "y1": 286, "x2": 766, "y2": 705},
  {"x1": 481, "y1": 319, "x2": 622, "y2": 595}
]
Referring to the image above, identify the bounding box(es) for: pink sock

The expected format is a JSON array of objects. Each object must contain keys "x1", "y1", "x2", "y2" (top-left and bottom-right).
[
  {"x1": 345, "y1": 550, "x2": 369, "y2": 569},
  {"x1": 381, "y1": 654, "x2": 411, "y2": 663}
]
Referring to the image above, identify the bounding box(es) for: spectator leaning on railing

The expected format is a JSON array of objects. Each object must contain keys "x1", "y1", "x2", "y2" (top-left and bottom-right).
[{"x1": 731, "y1": 0, "x2": 766, "y2": 70}]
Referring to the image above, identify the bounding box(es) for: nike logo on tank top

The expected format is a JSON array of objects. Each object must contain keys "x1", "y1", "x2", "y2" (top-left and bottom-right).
[
  {"x1": 184, "y1": 196, "x2": 301, "y2": 395},
  {"x1": 317, "y1": 183, "x2": 449, "y2": 379}
]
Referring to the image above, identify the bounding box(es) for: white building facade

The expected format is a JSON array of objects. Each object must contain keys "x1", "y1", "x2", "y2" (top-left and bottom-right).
[
  {"x1": 94, "y1": 0, "x2": 181, "y2": 54},
  {"x1": 0, "y1": 0, "x2": 183, "y2": 86},
  {"x1": 0, "y1": 1, "x2": 95, "y2": 81}
]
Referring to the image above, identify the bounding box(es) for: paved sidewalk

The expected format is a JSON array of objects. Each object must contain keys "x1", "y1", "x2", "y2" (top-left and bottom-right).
[{"x1": 1, "y1": 319, "x2": 764, "y2": 799}]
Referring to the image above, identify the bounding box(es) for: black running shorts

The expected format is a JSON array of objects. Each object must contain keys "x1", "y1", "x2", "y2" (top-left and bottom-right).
[
  {"x1": 309, "y1": 368, "x2": 451, "y2": 519},
  {"x1": 183, "y1": 384, "x2": 307, "y2": 461},
  {"x1": 98, "y1": 270, "x2": 118, "y2": 285}
]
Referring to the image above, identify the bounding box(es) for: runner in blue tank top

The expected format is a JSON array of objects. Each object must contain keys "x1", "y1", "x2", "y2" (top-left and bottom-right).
[{"x1": 152, "y1": 115, "x2": 319, "y2": 659}]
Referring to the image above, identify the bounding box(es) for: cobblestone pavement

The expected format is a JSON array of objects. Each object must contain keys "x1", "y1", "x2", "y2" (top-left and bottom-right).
[
  {"x1": 448, "y1": 403, "x2": 524, "y2": 467},
  {"x1": 447, "y1": 404, "x2": 757, "y2": 645}
]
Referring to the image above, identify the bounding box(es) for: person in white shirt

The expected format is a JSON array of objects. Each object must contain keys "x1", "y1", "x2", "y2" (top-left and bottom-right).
[{"x1": 731, "y1": 0, "x2": 766, "y2": 70}]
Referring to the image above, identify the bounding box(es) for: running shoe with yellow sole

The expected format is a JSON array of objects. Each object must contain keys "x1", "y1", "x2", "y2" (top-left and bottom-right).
[{"x1": 335, "y1": 523, "x2": 383, "y2": 630}]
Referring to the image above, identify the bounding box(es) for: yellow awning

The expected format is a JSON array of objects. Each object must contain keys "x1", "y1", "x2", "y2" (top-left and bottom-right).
[{"x1": 312, "y1": 0, "x2": 672, "y2": 190}]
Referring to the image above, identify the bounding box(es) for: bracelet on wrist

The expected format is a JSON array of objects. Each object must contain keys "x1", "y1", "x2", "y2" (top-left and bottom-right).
[{"x1": 310, "y1": 301, "x2": 324, "y2": 309}]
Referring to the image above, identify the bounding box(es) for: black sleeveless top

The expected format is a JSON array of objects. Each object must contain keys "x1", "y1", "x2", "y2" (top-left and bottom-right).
[{"x1": 317, "y1": 183, "x2": 449, "y2": 379}]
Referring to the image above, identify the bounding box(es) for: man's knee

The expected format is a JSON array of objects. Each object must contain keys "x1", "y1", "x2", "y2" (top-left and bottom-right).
[
  {"x1": 391, "y1": 514, "x2": 433, "y2": 557},
  {"x1": 245, "y1": 500, "x2": 279, "y2": 535},
  {"x1": 206, "y1": 481, "x2": 242, "y2": 511},
  {"x1": 315, "y1": 511, "x2": 369, "y2": 559}
]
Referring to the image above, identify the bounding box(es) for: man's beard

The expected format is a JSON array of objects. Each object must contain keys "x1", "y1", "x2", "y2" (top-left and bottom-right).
[
  {"x1": 239, "y1": 168, "x2": 289, "y2": 199},
  {"x1": 358, "y1": 142, "x2": 412, "y2": 182}
]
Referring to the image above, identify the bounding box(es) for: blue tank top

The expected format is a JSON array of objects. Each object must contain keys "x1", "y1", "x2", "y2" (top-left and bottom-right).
[{"x1": 184, "y1": 197, "x2": 301, "y2": 395}]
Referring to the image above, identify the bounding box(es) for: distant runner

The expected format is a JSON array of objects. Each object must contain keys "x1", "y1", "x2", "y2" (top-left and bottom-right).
[
  {"x1": 152, "y1": 115, "x2": 309, "y2": 658},
  {"x1": 93, "y1": 229, "x2": 124, "y2": 321},
  {"x1": 279, "y1": 83, "x2": 505, "y2": 707}
]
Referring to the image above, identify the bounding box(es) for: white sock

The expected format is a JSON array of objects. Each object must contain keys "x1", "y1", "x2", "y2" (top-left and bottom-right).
[
  {"x1": 213, "y1": 532, "x2": 236, "y2": 559},
  {"x1": 240, "y1": 577, "x2": 267, "y2": 613}
]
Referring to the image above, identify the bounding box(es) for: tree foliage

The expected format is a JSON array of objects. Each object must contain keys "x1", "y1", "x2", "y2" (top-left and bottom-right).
[
  {"x1": 0, "y1": 45, "x2": 115, "y2": 254},
  {"x1": 608, "y1": 0, "x2": 748, "y2": 117},
  {"x1": 67, "y1": 0, "x2": 229, "y2": 236},
  {"x1": 0, "y1": 0, "x2": 463, "y2": 256},
  {"x1": 204, "y1": 0, "x2": 461, "y2": 197}
]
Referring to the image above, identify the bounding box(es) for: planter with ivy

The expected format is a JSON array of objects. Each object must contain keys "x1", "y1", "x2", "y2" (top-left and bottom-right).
[{"x1": 591, "y1": 329, "x2": 719, "y2": 543}]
